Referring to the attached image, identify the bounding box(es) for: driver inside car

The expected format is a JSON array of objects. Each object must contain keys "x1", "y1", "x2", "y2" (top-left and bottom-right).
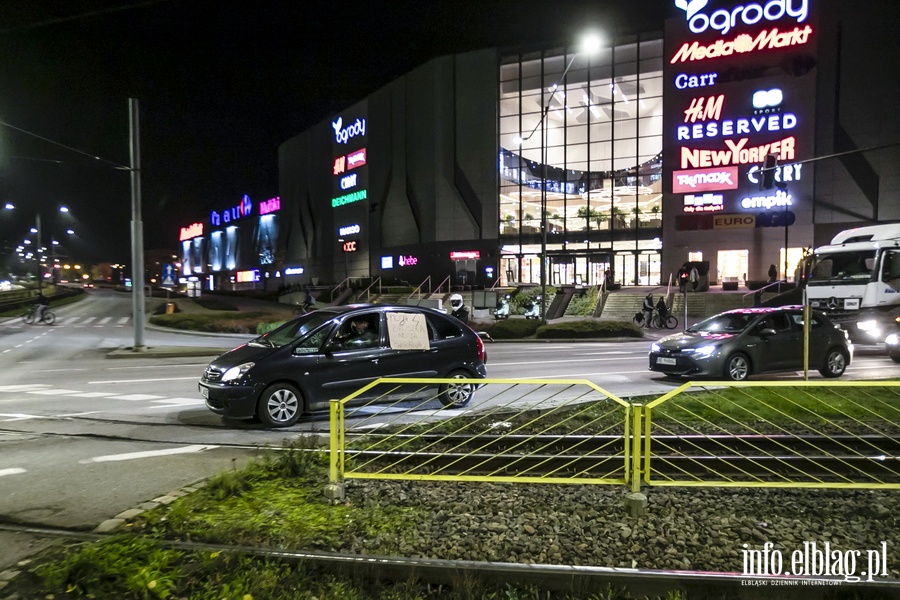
[{"x1": 338, "y1": 318, "x2": 379, "y2": 349}]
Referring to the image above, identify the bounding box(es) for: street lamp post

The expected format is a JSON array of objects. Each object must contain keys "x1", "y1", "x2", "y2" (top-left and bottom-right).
[{"x1": 516, "y1": 34, "x2": 602, "y2": 324}]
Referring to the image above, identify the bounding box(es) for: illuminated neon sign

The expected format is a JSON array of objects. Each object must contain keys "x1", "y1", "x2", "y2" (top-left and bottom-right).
[
  {"x1": 674, "y1": 0, "x2": 809, "y2": 35},
  {"x1": 211, "y1": 195, "x2": 253, "y2": 227},
  {"x1": 342, "y1": 240, "x2": 358, "y2": 252},
  {"x1": 338, "y1": 224, "x2": 361, "y2": 236},
  {"x1": 333, "y1": 156, "x2": 345, "y2": 175},
  {"x1": 677, "y1": 113, "x2": 797, "y2": 140},
  {"x1": 331, "y1": 189, "x2": 367, "y2": 208},
  {"x1": 236, "y1": 269, "x2": 259, "y2": 283},
  {"x1": 450, "y1": 251, "x2": 481, "y2": 260},
  {"x1": 680, "y1": 135, "x2": 795, "y2": 169},
  {"x1": 674, "y1": 72, "x2": 719, "y2": 89},
  {"x1": 673, "y1": 167, "x2": 738, "y2": 193},
  {"x1": 669, "y1": 25, "x2": 814, "y2": 64},
  {"x1": 259, "y1": 197, "x2": 281, "y2": 215},
  {"x1": 398, "y1": 255, "x2": 418, "y2": 266},
  {"x1": 684, "y1": 95, "x2": 724, "y2": 123},
  {"x1": 741, "y1": 189, "x2": 793, "y2": 209},
  {"x1": 284, "y1": 267, "x2": 305, "y2": 275},
  {"x1": 179, "y1": 222, "x2": 203, "y2": 241},
  {"x1": 331, "y1": 117, "x2": 366, "y2": 144},
  {"x1": 381, "y1": 256, "x2": 394, "y2": 269},
  {"x1": 340, "y1": 173, "x2": 358, "y2": 190},
  {"x1": 713, "y1": 214, "x2": 756, "y2": 229},
  {"x1": 747, "y1": 163, "x2": 802, "y2": 184},
  {"x1": 347, "y1": 148, "x2": 367, "y2": 169},
  {"x1": 683, "y1": 193, "x2": 724, "y2": 213}
]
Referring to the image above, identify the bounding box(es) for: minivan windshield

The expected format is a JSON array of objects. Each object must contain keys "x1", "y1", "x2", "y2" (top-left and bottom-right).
[
  {"x1": 249, "y1": 312, "x2": 334, "y2": 348},
  {"x1": 687, "y1": 313, "x2": 755, "y2": 333},
  {"x1": 809, "y1": 250, "x2": 876, "y2": 282}
]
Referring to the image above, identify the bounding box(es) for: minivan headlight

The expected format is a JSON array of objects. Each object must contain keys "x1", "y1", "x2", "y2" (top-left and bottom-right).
[
  {"x1": 650, "y1": 343, "x2": 661, "y2": 352},
  {"x1": 857, "y1": 319, "x2": 879, "y2": 332},
  {"x1": 886, "y1": 333, "x2": 899, "y2": 346},
  {"x1": 222, "y1": 362, "x2": 255, "y2": 382}
]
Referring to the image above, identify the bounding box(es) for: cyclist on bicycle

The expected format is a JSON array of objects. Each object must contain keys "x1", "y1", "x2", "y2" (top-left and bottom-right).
[
  {"x1": 655, "y1": 296, "x2": 668, "y2": 321},
  {"x1": 641, "y1": 293, "x2": 654, "y2": 328},
  {"x1": 35, "y1": 294, "x2": 49, "y2": 322}
]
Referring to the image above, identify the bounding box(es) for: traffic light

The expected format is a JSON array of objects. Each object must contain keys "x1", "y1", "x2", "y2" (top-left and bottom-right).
[{"x1": 760, "y1": 153, "x2": 778, "y2": 190}]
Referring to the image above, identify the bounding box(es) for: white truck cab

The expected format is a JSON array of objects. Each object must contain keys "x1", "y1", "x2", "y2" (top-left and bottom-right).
[{"x1": 806, "y1": 224, "x2": 900, "y2": 344}]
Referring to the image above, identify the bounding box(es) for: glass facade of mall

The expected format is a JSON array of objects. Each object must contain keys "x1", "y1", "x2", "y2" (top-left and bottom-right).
[{"x1": 497, "y1": 36, "x2": 665, "y2": 288}]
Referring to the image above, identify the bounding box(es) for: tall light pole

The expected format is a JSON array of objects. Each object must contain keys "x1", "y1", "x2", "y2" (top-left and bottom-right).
[
  {"x1": 129, "y1": 97, "x2": 146, "y2": 351},
  {"x1": 515, "y1": 33, "x2": 602, "y2": 324}
]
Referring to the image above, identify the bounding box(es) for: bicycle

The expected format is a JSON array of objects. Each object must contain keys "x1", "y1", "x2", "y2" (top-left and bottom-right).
[
  {"x1": 651, "y1": 308, "x2": 677, "y2": 330},
  {"x1": 22, "y1": 305, "x2": 56, "y2": 325}
]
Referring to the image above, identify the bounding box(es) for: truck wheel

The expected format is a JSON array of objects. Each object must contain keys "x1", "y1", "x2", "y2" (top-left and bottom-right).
[{"x1": 889, "y1": 350, "x2": 900, "y2": 364}]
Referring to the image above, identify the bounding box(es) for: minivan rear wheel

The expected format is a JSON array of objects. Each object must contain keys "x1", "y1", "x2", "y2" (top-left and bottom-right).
[
  {"x1": 258, "y1": 383, "x2": 304, "y2": 427},
  {"x1": 438, "y1": 370, "x2": 475, "y2": 408},
  {"x1": 819, "y1": 348, "x2": 848, "y2": 378}
]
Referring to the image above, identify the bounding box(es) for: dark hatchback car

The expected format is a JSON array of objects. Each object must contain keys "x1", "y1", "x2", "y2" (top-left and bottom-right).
[
  {"x1": 649, "y1": 306, "x2": 852, "y2": 381},
  {"x1": 199, "y1": 304, "x2": 487, "y2": 427}
]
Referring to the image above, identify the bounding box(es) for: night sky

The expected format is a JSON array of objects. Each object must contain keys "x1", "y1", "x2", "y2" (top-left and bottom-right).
[{"x1": 0, "y1": 0, "x2": 666, "y2": 265}]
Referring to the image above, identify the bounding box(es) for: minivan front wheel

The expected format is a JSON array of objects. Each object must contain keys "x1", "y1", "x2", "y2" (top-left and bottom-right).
[
  {"x1": 258, "y1": 383, "x2": 304, "y2": 427},
  {"x1": 819, "y1": 348, "x2": 848, "y2": 378},
  {"x1": 438, "y1": 371, "x2": 475, "y2": 408}
]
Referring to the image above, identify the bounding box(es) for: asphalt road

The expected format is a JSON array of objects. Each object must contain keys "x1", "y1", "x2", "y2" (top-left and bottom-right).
[{"x1": 0, "y1": 289, "x2": 896, "y2": 571}]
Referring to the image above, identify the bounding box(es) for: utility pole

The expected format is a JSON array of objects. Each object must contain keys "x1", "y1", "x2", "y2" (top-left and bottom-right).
[
  {"x1": 129, "y1": 98, "x2": 146, "y2": 350},
  {"x1": 35, "y1": 213, "x2": 42, "y2": 295}
]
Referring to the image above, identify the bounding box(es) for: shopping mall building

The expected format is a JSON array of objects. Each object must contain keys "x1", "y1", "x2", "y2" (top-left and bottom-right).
[{"x1": 178, "y1": 0, "x2": 899, "y2": 294}]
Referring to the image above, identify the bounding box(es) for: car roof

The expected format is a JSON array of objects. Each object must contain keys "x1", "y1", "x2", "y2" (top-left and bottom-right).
[
  {"x1": 310, "y1": 304, "x2": 448, "y2": 317},
  {"x1": 719, "y1": 306, "x2": 804, "y2": 315}
]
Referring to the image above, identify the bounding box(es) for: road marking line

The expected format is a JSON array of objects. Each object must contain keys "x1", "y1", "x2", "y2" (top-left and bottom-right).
[
  {"x1": 27, "y1": 389, "x2": 83, "y2": 396},
  {"x1": 0, "y1": 385, "x2": 51, "y2": 392},
  {"x1": 515, "y1": 370, "x2": 649, "y2": 379},
  {"x1": 117, "y1": 317, "x2": 129, "y2": 324},
  {"x1": 110, "y1": 394, "x2": 167, "y2": 401},
  {"x1": 63, "y1": 317, "x2": 79, "y2": 324},
  {"x1": 80, "y1": 317, "x2": 96, "y2": 324},
  {"x1": 108, "y1": 363, "x2": 208, "y2": 370},
  {"x1": 0, "y1": 413, "x2": 48, "y2": 421},
  {"x1": 98, "y1": 317, "x2": 112, "y2": 324},
  {"x1": 89, "y1": 377, "x2": 200, "y2": 384},
  {"x1": 32, "y1": 368, "x2": 89, "y2": 373},
  {"x1": 492, "y1": 357, "x2": 639, "y2": 367},
  {"x1": 150, "y1": 398, "x2": 205, "y2": 407},
  {"x1": 80, "y1": 445, "x2": 219, "y2": 463},
  {"x1": 56, "y1": 411, "x2": 101, "y2": 417},
  {"x1": 69, "y1": 392, "x2": 117, "y2": 398},
  {"x1": 0, "y1": 468, "x2": 26, "y2": 477}
]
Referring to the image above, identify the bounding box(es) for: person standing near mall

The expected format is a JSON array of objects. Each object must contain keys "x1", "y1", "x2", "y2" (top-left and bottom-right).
[
  {"x1": 642, "y1": 293, "x2": 653, "y2": 328},
  {"x1": 768, "y1": 264, "x2": 778, "y2": 283}
]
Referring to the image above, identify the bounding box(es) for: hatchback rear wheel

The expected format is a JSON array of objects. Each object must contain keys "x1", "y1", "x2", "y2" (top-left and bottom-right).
[
  {"x1": 258, "y1": 383, "x2": 304, "y2": 427},
  {"x1": 724, "y1": 353, "x2": 751, "y2": 381},
  {"x1": 438, "y1": 370, "x2": 475, "y2": 408},
  {"x1": 819, "y1": 348, "x2": 848, "y2": 378}
]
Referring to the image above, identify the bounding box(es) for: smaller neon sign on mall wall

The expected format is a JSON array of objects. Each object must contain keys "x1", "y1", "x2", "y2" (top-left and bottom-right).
[
  {"x1": 211, "y1": 195, "x2": 253, "y2": 227},
  {"x1": 179, "y1": 222, "x2": 203, "y2": 241},
  {"x1": 259, "y1": 197, "x2": 281, "y2": 215},
  {"x1": 332, "y1": 190, "x2": 367, "y2": 208}
]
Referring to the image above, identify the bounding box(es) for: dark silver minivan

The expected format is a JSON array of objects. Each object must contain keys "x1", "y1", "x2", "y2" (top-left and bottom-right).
[{"x1": 199, "y1": 304, "x2": 487, "y2": 427}]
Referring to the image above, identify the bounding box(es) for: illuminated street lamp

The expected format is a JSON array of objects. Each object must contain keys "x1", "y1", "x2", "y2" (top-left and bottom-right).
[{"x1": 515, "y1": 32, "x2": 602, "y2": 324}]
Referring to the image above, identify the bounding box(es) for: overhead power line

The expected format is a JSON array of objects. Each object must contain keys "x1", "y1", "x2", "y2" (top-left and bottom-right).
[
  {"x1": 0, "y1": 0, "x2": 175, "y2": 34},
  {"x1": 0, "y1": 119, "x2": 129, "y2": 170}
]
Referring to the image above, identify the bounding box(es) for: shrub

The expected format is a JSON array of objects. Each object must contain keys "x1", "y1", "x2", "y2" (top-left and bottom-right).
[
  {"x1": 194, "y1": 297, "x2": 240, "y2": 311},
  {"x1": 536, "y1": 319, "x2": 643, "y2": 339},
  {"x1": 477, "y1": 319, "x2": 541, "y2": 339},
  {"x1": 565, "y1": 287, "x2": 599, "y2": 317}
]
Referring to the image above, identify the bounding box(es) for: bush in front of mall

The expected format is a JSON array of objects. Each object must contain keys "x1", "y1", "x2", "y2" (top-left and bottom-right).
[
  {"x1": 477, "y1": 318, "x2": 541, "y2": 339},
  {"x1": 150, "y1": 311, "x2": 272, "y2": 334},
  {"x1": 536, "y1": 320, "x2": 643, "y2": 339}
]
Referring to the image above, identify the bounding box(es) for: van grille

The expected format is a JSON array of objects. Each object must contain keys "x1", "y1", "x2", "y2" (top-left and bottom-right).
[{"x1": 204, "y1": 366, "x2": 224, "y2": 382}]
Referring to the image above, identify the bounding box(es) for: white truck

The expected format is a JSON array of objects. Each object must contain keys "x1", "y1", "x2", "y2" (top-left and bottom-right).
[{"x1": 805, "y1": 224, "x2": 900, "y2": 345}]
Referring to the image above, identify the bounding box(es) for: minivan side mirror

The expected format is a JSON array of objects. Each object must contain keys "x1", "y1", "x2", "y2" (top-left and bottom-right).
[{"x1": 758, "y1": 328, "x2": 777, "y2": 337}]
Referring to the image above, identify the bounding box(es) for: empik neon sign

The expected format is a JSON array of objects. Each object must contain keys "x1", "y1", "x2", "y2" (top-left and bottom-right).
[
  {"x1": 674, "y1": 0, "x2": 809, "y2": 35},
  {"x1": 669, "y1": 25, "x2": 814, "y2": 64},
  {"x1": 741, "y1": 189, "x2": 793, "y2": 209},
  {"x1": 680, "y1": 135, "x2": 795, "y2": 169}
]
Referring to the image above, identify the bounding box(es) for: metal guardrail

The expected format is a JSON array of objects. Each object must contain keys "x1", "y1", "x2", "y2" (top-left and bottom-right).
[{"x1": 329, "y1": 380, "x2": 900, "y2": 494}]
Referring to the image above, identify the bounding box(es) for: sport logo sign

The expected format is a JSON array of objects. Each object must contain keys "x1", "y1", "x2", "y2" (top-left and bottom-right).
[{"x1": 674, "y1": 0, "x2": 809, "y2": 35}]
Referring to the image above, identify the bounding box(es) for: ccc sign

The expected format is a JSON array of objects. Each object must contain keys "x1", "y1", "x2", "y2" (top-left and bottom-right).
[{"x1": 342, "y1": 240, "x2": 358, "y2": 252}]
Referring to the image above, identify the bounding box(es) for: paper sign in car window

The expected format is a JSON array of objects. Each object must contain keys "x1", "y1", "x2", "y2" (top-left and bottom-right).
[{"x1": 386, "y1": 312, "x2": 429, "y2": 350}]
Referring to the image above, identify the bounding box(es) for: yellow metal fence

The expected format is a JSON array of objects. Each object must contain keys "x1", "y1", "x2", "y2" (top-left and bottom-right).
[{"x1": 329, "y1": 379, "x2": 900, "y2": 491}]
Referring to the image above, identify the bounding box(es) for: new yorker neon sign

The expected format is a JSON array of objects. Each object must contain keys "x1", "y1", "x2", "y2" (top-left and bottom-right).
[
  {"x1": 669, "y1": 25, "x2": 814, "y2": 64},
  {"x1": 674, "y1": 0, "x2": 809, "y2": 35},
  {"x1": 681, "y1": 135, "x2": 795, "y2": 169}
]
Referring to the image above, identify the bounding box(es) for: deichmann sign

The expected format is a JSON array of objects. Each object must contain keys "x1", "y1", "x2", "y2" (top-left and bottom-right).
[
  {"x1": 674, "y1": 0, "x2": 809, "y2": 36},
  {"x1": 331, "y1": 190, "x2": 367, "y2": 208}
]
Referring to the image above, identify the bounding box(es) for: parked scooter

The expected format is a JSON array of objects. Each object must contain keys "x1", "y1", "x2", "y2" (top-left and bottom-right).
[
  {"x1": 523, "y1": 295, "x2": 541, "y2": 320},
  {"x1": 493, "y1": 294, "x2": 511, "y2": 320}
]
